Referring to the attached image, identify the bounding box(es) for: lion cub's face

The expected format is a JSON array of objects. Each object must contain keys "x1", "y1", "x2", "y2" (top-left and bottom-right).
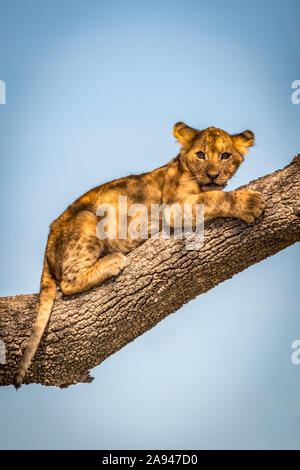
[{"x1": 173, "y1": 122, "x2": 255, "y2": 191}]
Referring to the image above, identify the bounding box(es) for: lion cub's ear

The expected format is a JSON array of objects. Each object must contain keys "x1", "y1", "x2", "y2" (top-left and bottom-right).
[
  {"x1": 232, "y1": 130, "x2": 255, "y2": 156},
  {"x1": 173, "y1": 122, "x2": 198, "y2": 148}
]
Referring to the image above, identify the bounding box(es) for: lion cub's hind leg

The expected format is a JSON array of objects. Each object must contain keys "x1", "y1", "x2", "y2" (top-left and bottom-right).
[{"x1": 59, "y1": 211, "x2": 127, "y2": 296}]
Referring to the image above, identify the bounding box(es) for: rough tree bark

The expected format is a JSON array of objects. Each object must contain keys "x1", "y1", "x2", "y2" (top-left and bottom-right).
[{"x1": 1, "y1": 155, "x2": 300, "y2": 388}]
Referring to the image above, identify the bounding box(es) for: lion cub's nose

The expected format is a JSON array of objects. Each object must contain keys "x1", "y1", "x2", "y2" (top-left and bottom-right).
[{"x1": 206, "y1": 170, "x2": 220, "y2": 180}]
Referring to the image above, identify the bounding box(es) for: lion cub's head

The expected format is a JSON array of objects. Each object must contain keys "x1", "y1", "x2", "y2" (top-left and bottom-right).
[{"x1": 173, "y1": 122, "x2": 255, "y2": 191}]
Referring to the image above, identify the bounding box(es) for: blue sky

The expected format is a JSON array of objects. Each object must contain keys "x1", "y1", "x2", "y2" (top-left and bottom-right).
[{"x1": 0, "y1": 0, "x2": 299, "y2": 449}]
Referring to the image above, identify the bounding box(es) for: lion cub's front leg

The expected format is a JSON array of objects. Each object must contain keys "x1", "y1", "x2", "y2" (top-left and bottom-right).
[{"x1": 184, "y1": 189, "x2": 265, "y2": 223}]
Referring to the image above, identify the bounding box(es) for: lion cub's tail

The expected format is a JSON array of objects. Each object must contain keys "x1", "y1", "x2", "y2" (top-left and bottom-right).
[{"x1": 14, "y1": 257, "x2": 57, "y2": 389}]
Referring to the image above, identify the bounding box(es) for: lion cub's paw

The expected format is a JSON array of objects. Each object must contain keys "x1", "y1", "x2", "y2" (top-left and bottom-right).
[
  {"x1": 105, "y1": 252, "x2": 127, "y2": 276},
  {"x1": 234, "y1": 189, "x2": 265, "y2": 223}
]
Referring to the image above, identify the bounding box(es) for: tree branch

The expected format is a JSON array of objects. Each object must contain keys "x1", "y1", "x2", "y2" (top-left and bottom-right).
[{"x1": 1, "y1": 155, "x2": 300, "y2": 388}]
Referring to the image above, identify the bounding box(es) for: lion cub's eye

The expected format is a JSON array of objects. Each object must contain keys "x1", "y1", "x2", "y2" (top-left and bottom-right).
[
  {"x1": 196, "y1": 151, "x2": 206, "y2": 159},
  {"x1": 221, "y1": 152, "x2": 231, "y2": 160}
]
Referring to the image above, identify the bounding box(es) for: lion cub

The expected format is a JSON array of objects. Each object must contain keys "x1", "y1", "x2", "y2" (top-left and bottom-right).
[{"x1": 14, "y1": 122, "x2": 264, "y2": 388}]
